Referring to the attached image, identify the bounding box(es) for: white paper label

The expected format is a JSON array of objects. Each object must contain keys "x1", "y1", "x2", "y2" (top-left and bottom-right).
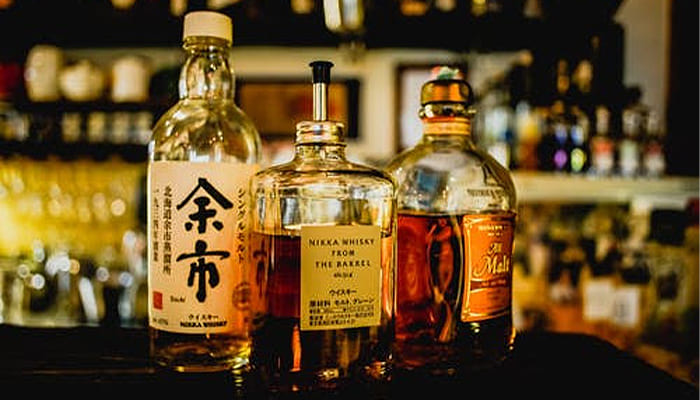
[
  {"x1": 148, "y1": 161, "x2": 258, "y2": 334},
  {"x1": 612, "y1": 285, "x2": 642, "y2": 328},
  {"x1": 300, "y1": 225, "x2": 382, "y2": 331},
  {"x1": 582, "y1": 277, "x2": 616, "y2": 322}
]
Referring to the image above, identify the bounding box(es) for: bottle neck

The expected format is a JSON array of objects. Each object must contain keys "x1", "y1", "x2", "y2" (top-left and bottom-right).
[
  {"x1": 420, "y1": 103, "x2": 475, "y2": 138},
  {"x1": 294, "y1": 120, "x2": 347, "y2": 160},
  {"x1": 179, "y1": 36, "x2": 234, "y2": 100}
]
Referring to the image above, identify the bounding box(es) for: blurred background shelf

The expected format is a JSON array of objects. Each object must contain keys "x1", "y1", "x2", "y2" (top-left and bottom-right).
[{"x1": 514, "y1": 172, "x2": 699, "y2": 205}]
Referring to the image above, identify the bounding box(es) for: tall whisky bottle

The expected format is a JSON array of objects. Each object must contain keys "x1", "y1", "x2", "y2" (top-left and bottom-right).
[
  {"x1": 385, "y1": 67, "x2": 517, "y2": 374},
  {"x1": 249, "y1": 61, "x2": 396, "y2": 392},
  {"x1": 147, "y1": 11, "x2": 262, "y2": 372}
]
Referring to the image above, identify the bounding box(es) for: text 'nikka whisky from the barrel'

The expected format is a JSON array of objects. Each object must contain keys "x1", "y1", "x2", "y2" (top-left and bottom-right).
[
  {"x1": 249, "y1": 61, "x2": 396, "y2": 392},
  {"x1": 147, "y1": 11, "x2": 262, "y2": 372},
  {"x1": 385, "y1": 67, "x2": 517, "y2": 374}
]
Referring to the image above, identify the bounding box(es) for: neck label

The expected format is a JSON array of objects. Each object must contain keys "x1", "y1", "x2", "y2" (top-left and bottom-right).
[{"x1": 423, "y1": 120, "x2": 470, "y2": 135}]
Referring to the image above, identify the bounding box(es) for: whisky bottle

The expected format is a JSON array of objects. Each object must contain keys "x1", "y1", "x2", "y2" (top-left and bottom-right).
[
  {"x1": 249, "y1": 61, "x2": 395, "y2": 392},
  {"x1": 385, "y1": 67, "x2": 517, "y2": 374},
  {"x1": 618, "y1": 87, "x2": 645, "y2": 178},
  {"x1": 589, "y1": 105, "x2": 615, "y2": 177},
  {"x1": 147, "y1": 11, "x2": 262, "y2": 372}
]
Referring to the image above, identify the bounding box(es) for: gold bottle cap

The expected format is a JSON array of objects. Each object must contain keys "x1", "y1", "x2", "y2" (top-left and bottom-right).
[{"x1": 420, "y1": 66, "x2": 473, "y2": 106}]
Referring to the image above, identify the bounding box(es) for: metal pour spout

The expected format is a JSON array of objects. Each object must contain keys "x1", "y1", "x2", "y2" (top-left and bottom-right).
[{"x1": 310, "y1": 60, "x2": 333, "y2": 121}]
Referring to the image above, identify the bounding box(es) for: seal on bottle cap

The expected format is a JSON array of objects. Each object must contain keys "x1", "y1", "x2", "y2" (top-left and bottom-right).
[{"x1": 183, "y1": 11, "x2": 232, "y2": 43}]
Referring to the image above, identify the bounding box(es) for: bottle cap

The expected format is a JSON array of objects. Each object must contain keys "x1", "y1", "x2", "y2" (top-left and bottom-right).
[
  {"x1": 183, "y1": 11, "x2": 232, "y2": 43},
  {"x1": 420, "y1": 66, "x2": 473, "y2": 106}
]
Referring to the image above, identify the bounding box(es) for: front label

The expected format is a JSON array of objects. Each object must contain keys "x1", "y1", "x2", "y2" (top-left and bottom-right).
[
  {"x1": 582, "y1": 277, "x2": 616, "y2": 322},
  {"x1": 461, "y1": 213, "x2": 515, "y2": 322},
  {"x1": 300, "y1": 225, "x2": 382, "y2": 331},
  {"x1": 148, "y1": 161, "x2": 258, "y2": 334},
  {"x1": 612, "y1": 285, "x2": 642, "y2": 328}
]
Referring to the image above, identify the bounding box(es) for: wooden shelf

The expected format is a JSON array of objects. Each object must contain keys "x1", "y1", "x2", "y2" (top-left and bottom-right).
[{"x1": 513, "y1": 172, "x2": 699, "y2": 206}]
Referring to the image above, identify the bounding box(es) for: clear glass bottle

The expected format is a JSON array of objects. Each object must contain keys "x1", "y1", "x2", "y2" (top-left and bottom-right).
[
  {"x1": 147, "y1": 11, "x2": 262, "y2": 372},
  {"x1": 618, "y1": 87, "x2": 645, "y2": 178},
  {"x1": 385, "y1": 67, "x2": 517, "y2": 374},
  {"x1": 641, "y1": 110, "x2": 666, "y2": 178},
  {"x1": 248, "y1": 61, "x2": 395, "y2": 392}
]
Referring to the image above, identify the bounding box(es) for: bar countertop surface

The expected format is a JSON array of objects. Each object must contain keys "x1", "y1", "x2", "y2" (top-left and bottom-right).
[{"x1": 0, "y1": 324, "x2": 697, "y2": 399}]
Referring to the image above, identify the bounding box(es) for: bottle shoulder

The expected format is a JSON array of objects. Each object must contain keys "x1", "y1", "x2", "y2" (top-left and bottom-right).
[
  {"x1": 252, "y1": 158, "x2": 395, "y2": 196},
  {"x1": 385, "y1": 140, "x2": 516, "y2": 212},
  {"x1": 152, "y1": 100, "x2": 258, "y2": 138},
  {"x1": 150, "y1": 99, "x2": 262, "y2": 163}
]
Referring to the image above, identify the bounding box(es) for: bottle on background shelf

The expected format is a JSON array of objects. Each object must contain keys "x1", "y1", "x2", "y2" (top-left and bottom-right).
[
  {"x1": 147, "y1": 11, "x2": 262, "y2": 372},
  {"x1": 641, "y1": 110, "x2": 666, "y2": 178},
  {"x1": 588, "y1": 105, "x2": 616, "y2": 177},
  {"x1": 568, "y1": 104, "x2": 590, "y2": 174},
  {"x1": 618, "y1": 87, "x2": 645, "y2": 178},
  {"x1": 248, "y1": 61, "x2": 396, "y2": 393},
  {"x1": 477, "y1": 76, "x2": 514, "y2": 169},
  {"x1": 385, "y1": 66, "x2": 517, "y2": 375}
]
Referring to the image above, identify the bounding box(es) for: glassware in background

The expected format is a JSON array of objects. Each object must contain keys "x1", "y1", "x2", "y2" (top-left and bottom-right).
[
  {"x1": 478, "y1": 75, "x2": 514, "y2": 169},
  {"x1": 386, "y1": 66, "x2": 517, "y2": 374},
  {"x1": 641, "y1": 110, "x2": 666, "y2": 178},
  {"x1": 110, "y1": 55, "x2": 151, "y2": 103},
  {"x1": 618, "y1": 87, "x2": 645, "y2": 178},
  {"x1": 147, "y1": 10, "x2": 262, "y2": 372},
  {"x1": 0, "y1": 158, "x2": 145, "y2": 327},
  {"x1": 249, "y1": 61, "x2": 395, "y2": 393},
  {"x1": 24, "y1": 44, "x2": 63, "y2": 103}
]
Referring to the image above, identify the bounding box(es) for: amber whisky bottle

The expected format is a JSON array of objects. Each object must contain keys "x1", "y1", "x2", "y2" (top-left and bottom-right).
[{"x1": 385, "y1": 66, "x2": 517, "y2": 374}]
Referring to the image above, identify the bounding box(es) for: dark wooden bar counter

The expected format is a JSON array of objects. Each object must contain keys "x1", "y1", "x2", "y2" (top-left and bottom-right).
[{"x1": 0, "y1": 324, "x2": 696, "y2": 399}]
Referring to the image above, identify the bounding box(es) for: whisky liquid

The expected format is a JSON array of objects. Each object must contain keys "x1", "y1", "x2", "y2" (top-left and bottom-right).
[
  {"x1": 249, "y1": 231, "x2": 393, "y2": 392},
  {"x1": 149, "y1": 330, "x2": 250, "y2": 372},
  {"x1": 395, "y1": 212, "x2": 515, "y2": 373}
]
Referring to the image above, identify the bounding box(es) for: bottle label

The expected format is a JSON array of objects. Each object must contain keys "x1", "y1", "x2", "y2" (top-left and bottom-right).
[
  {"x1": 461, "y1": 213, "x2": 515, "y2": 322},
  {"x1": 591, "y1": 137, "x2": 614, "y2": 174},
  {"x1": 148, "y1": 161, "x2": 259, "y2": 334},
  {"x1": 582, "y1": 277, "x2": 616, "y2": 322},
  {"x1": 423, "y1": 120, "x2": 470, "y2": 135},
  {"x1": 618, "y1": 139, "x2": 639, "y2": 176},
  {"x1": 300, "y1": 225, "x2": 382, "y2": 331},
  {"x1": 612, "y1": 285, "x2": 642, "y2": 328}
]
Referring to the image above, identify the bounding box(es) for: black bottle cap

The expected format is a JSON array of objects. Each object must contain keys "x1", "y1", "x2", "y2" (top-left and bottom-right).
[{"x1": 310, "y1": 61, "x2": 334, "y2": 84}]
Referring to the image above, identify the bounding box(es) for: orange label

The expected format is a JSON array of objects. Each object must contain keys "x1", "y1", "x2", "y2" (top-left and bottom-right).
[{"x1": 460, "y1": 213, "x2": 515, "y2": 322}]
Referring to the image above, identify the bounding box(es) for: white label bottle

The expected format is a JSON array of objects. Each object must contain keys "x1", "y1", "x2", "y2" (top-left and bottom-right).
[{"x1": 147, "y1": 10, "x2": 261, "y2": 372}]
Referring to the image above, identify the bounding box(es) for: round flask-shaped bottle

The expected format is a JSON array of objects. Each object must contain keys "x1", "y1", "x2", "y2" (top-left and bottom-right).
[{"x1": 386, "y1": 66, "x2": 517, "y2": 374}]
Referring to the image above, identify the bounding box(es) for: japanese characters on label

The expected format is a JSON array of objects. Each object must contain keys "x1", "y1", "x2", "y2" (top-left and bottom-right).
[
  {"x1": 300, "y1": 225, "x2": 382, "y2": 331},
  {"x1": 148, "y1": 162, "x2": 257, "y2": 334}
]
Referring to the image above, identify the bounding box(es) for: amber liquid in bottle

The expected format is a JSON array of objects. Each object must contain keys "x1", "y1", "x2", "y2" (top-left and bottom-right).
[
  {"x1": 249, "y1": 232, "x2": 394, "y2": 391},
  {"x1": 396, "y1": 212, "x2": 515, "y2": 372}
]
